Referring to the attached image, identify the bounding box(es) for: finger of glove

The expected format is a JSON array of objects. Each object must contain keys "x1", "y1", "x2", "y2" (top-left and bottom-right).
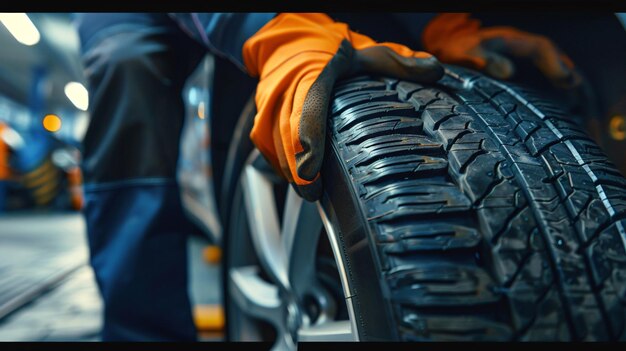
[
  {"x1": 479, "y1": 29, "x2": 577, "y2": 88},
  {"x1": 477, "y1": 48, "x2": 516, "y2": 79},
  {"x1": 292, "y1": 61, "x2": 329, "y2": 201},
  {"x1": 295, "y1": 40, "x2": 354, "y2": 183},
  {"x1": 250, "y1": 39, "x2": 351, "y2": 203},
  {"x1": 249, "y1": 78, "x2": 293, "y2": 184},
  {"x1": 272, "y1": 110, "x2": 293, "y2": 183},
  {"x1": 249, "y1": 48, "x2": 329, "y2": 188},
  {"x1": 353, "y1": 44, "x2": 444, "y2": 84},
  {"x1": 293, "y1": 177, "x2": 323, "y2": 202},
  {"x1": 250, "y1": 60, "x2": 325, "y2": 202},
  {"x1": 253, "y1": 105, "x2": 323, "y2": 202}
]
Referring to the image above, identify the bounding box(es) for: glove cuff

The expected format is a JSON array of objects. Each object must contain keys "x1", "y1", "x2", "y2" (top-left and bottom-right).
[{"x1": 243, "y1": 13, "x2": 344, "y2": 78}]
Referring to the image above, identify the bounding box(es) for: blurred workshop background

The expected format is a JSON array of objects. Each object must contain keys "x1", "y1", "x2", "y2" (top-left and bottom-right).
[
  {"x1": 0, "y1": 13, "x2": 222, "y2": 342},
  {"x1": 1, "y1": 11, "x2": 626, "y2": 343}
]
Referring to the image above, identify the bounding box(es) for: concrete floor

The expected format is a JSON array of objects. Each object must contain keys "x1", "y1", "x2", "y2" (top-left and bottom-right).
[
  {"x1": 0, "y1": 266, "x2": 102, "y2": 341},
  {"x1": 0, "y1": 211, "x2": 221, "y2": 342}
]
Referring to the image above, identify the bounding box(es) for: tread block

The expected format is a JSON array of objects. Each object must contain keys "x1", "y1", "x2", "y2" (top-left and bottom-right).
[
  {"x1": 378, "y1": 222, "x2": 481, "y2": 252},
  {"x1": 400, "y1": 313, "x2": 513, "y2": 341},
  {"x1": 386, "y1": 264, "x2": 501, "y2": 307}
]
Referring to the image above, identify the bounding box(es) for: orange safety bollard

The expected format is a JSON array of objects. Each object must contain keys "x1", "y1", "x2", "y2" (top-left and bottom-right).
[
  {"x1": 202, "y1": 245, "x2": 222, "y2": 265},
  {"x1": 193, "y1": 304, "x2": 224, "y2": 339},
  {"x1": 0, "y1": 123, "x2": 10, "y2": 182},
  {"x1": 67, "y1": 166, "x2": 84, "y2": 211}
]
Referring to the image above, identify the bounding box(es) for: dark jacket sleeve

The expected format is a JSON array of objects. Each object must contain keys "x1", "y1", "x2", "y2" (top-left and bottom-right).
[
  {"x1": 168, "y1": 13, "x2": 276, "y2": 73},
  {"x1": 389, "y1": 13, "x2": 438, "y2": 51}
]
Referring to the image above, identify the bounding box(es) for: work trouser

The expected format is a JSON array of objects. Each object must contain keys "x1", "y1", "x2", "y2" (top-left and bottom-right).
[
  {"x1": 76, "y1": 13, "x2": 206, "y2": 341},
  {"x1": 0, "y1": 180, "x2": 6, "y2": 212}
]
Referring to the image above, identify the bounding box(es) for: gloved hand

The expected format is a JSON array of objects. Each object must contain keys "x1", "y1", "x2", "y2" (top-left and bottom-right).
[
  {"x1": 422, "y1": 13, "x2": 581, "y2": 89},
  {"x1": 243, "y1": 13, "x2": 444, "y2": 201}
]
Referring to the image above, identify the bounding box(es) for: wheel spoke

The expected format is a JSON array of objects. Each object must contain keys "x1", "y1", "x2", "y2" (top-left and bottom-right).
[
  {"x1": 237, "y1": 150, "x2": 359, "y2": 348},
  {"x1": 229, "y1": 266, "x2": 283, "y2": 326},
  {"x1": 281, "y1": 186, "x2": 323, "y2": 299},
  {"x1": 297, "y1": 320, "x2": 356, "y2": 342},
  {"x1": 241, "y1": 151, "x2": 289, "y2": 290},
  {"x1": 316, "y1": 202, "x2": 360, "y2": 341}
]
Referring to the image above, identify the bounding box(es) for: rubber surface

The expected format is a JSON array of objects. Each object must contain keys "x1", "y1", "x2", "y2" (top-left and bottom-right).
[{"x1": 327, "y1": 65, "x2": 626, "y2": 341}]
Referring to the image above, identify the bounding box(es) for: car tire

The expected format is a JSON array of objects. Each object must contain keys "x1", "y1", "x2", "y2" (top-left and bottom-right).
[{"x1": 222, "y1": 64, "x2": 626, "y2": 344}]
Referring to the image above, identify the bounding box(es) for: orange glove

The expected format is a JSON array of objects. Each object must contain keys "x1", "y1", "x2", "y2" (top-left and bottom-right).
[
  {"x1": 422, "y1": 13, "x2": 581, "y2": 89},
  {"x1": 243, "y1": 13, "x2": 444, "y2": 201}
]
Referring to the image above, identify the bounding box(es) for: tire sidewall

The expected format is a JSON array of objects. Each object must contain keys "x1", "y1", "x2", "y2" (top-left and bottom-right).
[{"x1": 221, "y1": 98, "x2": 398, "y2": 342}]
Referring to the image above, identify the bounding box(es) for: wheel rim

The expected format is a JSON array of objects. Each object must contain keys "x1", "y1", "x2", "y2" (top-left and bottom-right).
[{"x1": 227, "y1": 149, "x2": 358, "y2": 349}]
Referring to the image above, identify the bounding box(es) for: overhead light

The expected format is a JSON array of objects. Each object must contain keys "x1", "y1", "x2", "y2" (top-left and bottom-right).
[
  {"x1": 73, "y1": 112, "x2": 89, "y2": 142},
  {"x1": 0, "y1": 125, "x2": 24, "y2": 149},
  {"x1": 0, "y1": 13, "x2": 40, "y2": 46},
  {"x1": 64, "y1": 82, "x2": 89, "y2": 111}
]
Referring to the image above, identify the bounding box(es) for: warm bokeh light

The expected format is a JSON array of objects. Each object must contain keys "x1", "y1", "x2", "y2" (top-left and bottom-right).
[
  {"x1": 197, "y1": 102, "x2": 205, "y2": 119},
  {"x1": 0, "y1": 13, "x2": 40, "y2": 46},
  {"x1": 43, "y1": 114, "x2": 62, "y2": 132},
  {"x1": 64, "y1": 82, "x2": 89, "y2": 111},
  {"x1": 610, "y1": 115, "x2": 626, "y2": 141}
]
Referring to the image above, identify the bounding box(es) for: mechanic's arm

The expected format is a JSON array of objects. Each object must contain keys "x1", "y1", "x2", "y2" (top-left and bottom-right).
[
  {"x1": 170, "y1": 13, "x2": 578, "y2": 203},
  {"x1": 422, "y1": 13, "x2": 581, "y2": 89},
  {"x1": 168, "y1": 13, "x2": 277, "y2": 73},
  {"x1": 170, "y1": 13, "x2": 444, "y2": 201}
]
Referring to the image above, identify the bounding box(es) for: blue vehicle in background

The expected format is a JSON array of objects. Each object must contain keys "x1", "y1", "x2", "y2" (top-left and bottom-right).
[
  {"x1": 0, "y1": 13, "x2": 86, "y2": 212},
  {"x1": 0, "y1": 118, "x2": 82, "y2": 212}
]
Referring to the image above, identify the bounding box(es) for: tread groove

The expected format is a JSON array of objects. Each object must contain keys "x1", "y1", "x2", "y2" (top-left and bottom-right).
[{"x1": 328, "y1": 68, "x2": 626, "y2": 341}]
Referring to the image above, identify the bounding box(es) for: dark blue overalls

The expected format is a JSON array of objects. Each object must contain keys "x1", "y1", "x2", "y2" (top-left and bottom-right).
[{"x1": 74, "y1": 13, "x2": 274, "y2": 341}]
